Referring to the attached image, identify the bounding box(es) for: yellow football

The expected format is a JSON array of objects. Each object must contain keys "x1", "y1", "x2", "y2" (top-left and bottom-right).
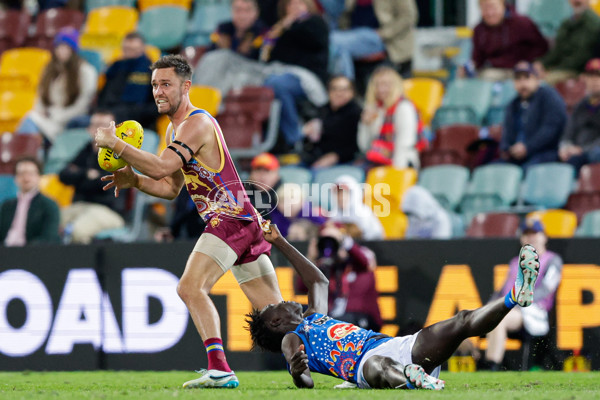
[{"x1": 98, "y1": 120, "x2": 144, "y2": 172}]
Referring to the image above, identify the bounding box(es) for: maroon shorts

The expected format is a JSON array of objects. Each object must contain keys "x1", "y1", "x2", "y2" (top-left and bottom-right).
[{"x1": 203, "y1": 217, "x2": 271, "y2": 265}]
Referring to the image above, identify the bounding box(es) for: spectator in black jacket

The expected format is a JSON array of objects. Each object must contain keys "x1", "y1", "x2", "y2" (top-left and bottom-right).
[
  {"x1": 0, "y1": 157, "x2": 60, "y2": 246},
  {"x1": 500, "y1": 61, "x2": 567, "y2": 169},
  {"x1": 559, "y1": 58, "x2": 600, "y2": 171},
  {"x1": 260, "y1": 0, "x2": 329, "y2": 152},
  {"x1": 58, "y1": 110, "x2": 125, "y2": 244},
  {"x1": 97, "y1": 32, "x2": 157, "y2": 129},
  {"x1": 302, "y1": 75, "x2": 362, "y2": 168}
]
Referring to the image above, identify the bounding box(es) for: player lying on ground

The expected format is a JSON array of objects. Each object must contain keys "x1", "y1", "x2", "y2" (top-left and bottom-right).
[{"x1": 247, "y1": 225, "x2": 540, "y2": 390}]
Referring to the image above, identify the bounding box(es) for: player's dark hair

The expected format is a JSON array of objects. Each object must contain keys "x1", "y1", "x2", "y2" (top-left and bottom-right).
[
  {"x1": 150, "y1": 54, "x2": 192, "y2": 82},
  {"x1": 245, "y1": 309, "x2": 286, "y2": 353}
]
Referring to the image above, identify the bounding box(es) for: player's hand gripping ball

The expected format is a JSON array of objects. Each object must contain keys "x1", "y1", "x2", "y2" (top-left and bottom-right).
[{"x1": 97, "y1": 120, "x2": 144, "y2": 172}]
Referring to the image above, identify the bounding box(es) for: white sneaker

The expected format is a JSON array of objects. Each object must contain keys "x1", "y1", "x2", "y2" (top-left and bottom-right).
[
  {"x1": 182, "y1": 369, "x2": 239, "y2": 388},
  {"x1": 515, "y1": 244, "x2": 540, "y2": 307},
  {"x1": 333, "y1": 381, "x2": 357, "y2": 389},
  {"x1": 403, "y1": 364, "x2": 445, "y2": 390}
]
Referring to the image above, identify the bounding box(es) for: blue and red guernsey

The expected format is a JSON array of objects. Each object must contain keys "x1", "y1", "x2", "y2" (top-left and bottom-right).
[{"x1": 287, "y1": 314, "x2": 392, "y2": 383}]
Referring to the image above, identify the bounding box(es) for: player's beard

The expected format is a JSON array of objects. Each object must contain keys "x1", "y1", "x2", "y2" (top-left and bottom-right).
[{"x1": 165, "y1": 97, "x2": 181, "y2": 117}]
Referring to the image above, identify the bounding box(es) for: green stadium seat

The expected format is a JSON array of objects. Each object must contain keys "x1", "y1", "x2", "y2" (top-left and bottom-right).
[
  {"x1": 576, "y1": 210, "x2": 600, "y2": 237},
  {"x1": 44, "y1": 129, "x2": 91, "y2": 174},
  {"x1": 184, "y1": 0, "x2": 231, "y2": 47},
  {"x1": 0, "y1": 174, "x2": 17, "y2": 203},
  {"x1": 86, "y1": 0, "x2": 136, "y2": 13},
  {"x1": 279, "y1": 166, "x2": 312, "y2": 186},
  {"x1": 469, "y1": 164, "x2": 523, "y2": 206},
  {"x1": 138, "y1": 6, "x2": 188, "y2": 50},
  {"x1": 418, "y1": 164, "x2": 470, "y2": 211},
  {"x1": 521, "y1": 163, "x2": 575, "y2": 209},
  {"x1": 432, "y1": 79, "x2": 494, "y2": 130},
  {"x1": 526, "y1": 0, "x2": 572, "y2": 38}
]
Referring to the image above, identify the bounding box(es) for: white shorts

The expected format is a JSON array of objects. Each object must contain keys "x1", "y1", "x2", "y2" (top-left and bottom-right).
[{"x1": 356, "y1": 331, "x2": 441, "y2": 389}]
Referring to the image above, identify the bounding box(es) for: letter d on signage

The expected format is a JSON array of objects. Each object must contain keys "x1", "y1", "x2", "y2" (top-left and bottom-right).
[
  {"x1": 122, "y1": 268, "x2": 189, "y2": 353},
  {"x1": 0, "y1": 270, "x2": 53, "y2": 357}
]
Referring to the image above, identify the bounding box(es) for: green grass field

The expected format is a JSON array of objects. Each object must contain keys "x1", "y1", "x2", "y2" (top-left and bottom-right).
[{"x1": 1, "y1": 371, "x2": 599, "y2": 400}]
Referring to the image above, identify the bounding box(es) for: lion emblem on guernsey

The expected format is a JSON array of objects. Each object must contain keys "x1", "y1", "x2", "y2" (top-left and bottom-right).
[{"x1": 327, "y1": 323, "x2": 359, "y2": 341}]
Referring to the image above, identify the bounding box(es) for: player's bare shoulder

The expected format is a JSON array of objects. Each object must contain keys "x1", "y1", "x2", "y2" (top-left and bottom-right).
[{"x1": 173, "y1": 112, "x2": 214, "y2": 152}]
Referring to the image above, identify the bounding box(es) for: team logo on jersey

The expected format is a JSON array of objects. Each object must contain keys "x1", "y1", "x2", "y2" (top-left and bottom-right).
[{"x1": 327, "y1": 323, "x2": 359, "y2": 341}]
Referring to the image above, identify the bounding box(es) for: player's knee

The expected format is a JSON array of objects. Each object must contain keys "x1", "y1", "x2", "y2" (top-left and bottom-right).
[{"x1": 176, "y1": 276, "x2": 209, "y2": 303}]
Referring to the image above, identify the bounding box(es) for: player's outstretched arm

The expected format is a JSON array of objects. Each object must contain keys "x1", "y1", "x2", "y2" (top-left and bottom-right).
[
  {"x1": 282, "y1": 337, "x2": 314, "y2": 389},
  {"x1": 101, "y1": 165, "x2": 185, "y2": 200},
  {"x1": 264, "y1": 225, "x2": 328, "y2": 316}
]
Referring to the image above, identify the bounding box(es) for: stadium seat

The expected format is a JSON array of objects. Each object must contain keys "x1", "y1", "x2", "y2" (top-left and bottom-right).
[
  {"x1": 0, "y1": 133, "x2": 42, "y2": 174},
  {"x1": 138, "y1": 6, "x2": 188, "y2": 50},
  {"x1": 365, "y1": 166, "x2": 417, "y2": 210},
  {"x1": 313, "y1": 165, "x2": 365, "y2": 187},
  {"x1": 459, "y1": 193, "x2": 505, "y2": 226},
  {"x1": 80, "y1": 6, "x2": 139, "y2": 61},
  {"x1": 576, "y1": 209, "x2": 600, "y2": 237},
  {"x1": 576, "y1": 163, "x2": 600, "y2": 193},
  {"x1": 0, "y1": 91, "x2": 36, "y2": 134},
  {"x1": 217, "y1": 86, "x2": 280, "y2": 158},
  {"x1": 426, "y1": 124, "x2": 480, "y2": 166},
  {"x1": 466, "y1": 212, "x2": 520, "y2": 238},
  {"x1": 432, "y1": 79, "x2": 494, "y2": 129},
  {"x1": 39, "y1": 173, "x2": 75, "y2": 208},
  {"x1": 593, "y1": 0, "x2": 600, "y2": 17},
  {"x1": 26, "y1": 8, "x2": 85, "y2": 51},
  {"x1": 79, "y1": 49, "x2": 105, "y2": 73},
  {"x1": 469, "y1": 164, "x2": 523, "y2": 206},
  {"x1": 527, "y1": 209, "x2": 577, "y2": 238},
  {"x1": 138, "y1": 0, "x2": 193, "y2": 11},
  {"x1": 0, "y1": 47, "x2": 52, "y2": 91},
  {"x1": 565, "y1": 191, "x2": 600, "y2": 222},
  {"x1": 521, "y1": 163, "x2": 575, "y2": 209},
  {"x1": 403, "y1": 78, "x2": 444, "y2": 127},
  {"x1": 190, "y1": 85, "x2": 222, "y2": 116},
  {"x1": 44, "y1": 129, "x2": 91, "y2": 174},
  {"x1": 378, "y1": 210, "x2": 408, "y2": 239},
  {"x1": 419, "y1": 148, "x2": 464, "y2": 168},
  {"x1": 184, "y1": 0, "x2": 231, "y2": 47},
  {"x1": 0, "y1": 174, "x2": 17, "y2": 203},
  {"x1": 86, "y1": 0, "x2": 136, "y2": 13},
  {"x1": 526, "y1": 0, "x2": 573, "y2": 37},
  {"x1": 431, "y1": 106, "x2": 479, "y2": 131},
  {"x1": 0, "y1": 10, "x2": 30, "y2": 55},
  {"x1": 418, "y1": 164, "x2": 470, "y2": 210},
  {"x1": 279, "y1": 166, "x2": 312, "y2": 186},
  {"x1": 554, "y1": 79, "x2": 586, "y2": 114}
]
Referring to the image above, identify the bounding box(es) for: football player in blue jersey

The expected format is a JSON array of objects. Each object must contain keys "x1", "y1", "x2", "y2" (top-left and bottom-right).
[{"x1": 247, "y1": 224, "x2": 540, "y2": 390}]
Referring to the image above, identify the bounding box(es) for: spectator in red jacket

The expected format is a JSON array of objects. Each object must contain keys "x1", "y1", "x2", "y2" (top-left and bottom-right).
[{"x1": 466, "y1": 0, "x2": 548, "y2": 81}]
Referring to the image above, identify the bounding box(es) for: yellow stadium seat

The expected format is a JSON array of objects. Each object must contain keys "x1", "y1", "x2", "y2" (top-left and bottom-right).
[
  {"x1": 138, "y1": 0, "x2": 192, "y2": 11},
  {"x1": 378, "y1": 210, "x2": 408, "y2": 239},
  {"x1": 189, "y1": 85, "x2": 222, "y2": 116},
  {"x1": 107, "y1": 44, "x2": 161, "y2": 64},
  {"x1": 592, "y1": 0, "x2": 600, "y2": 16},
  {"x1": 365, "y1": 166, "x2": 417, "y2": 211},
  {"x1": 0, "y1": 91, "x2": 36, "y2": 133},
  {"x1": 0, "y1": 48, "x2": 52, "y2": 92},
  {"x1": 39, "y1": 174, "x2": 75, "y2": 208},
  {"x1": 81, "y1": 6, "x2": 139, "y2": 61},
  {"x1": 403, "y1": 78, "x2": 444, "y2": 127},
  {"x1": 526, "y1": 209, "x2": 578, "y2": 238}
]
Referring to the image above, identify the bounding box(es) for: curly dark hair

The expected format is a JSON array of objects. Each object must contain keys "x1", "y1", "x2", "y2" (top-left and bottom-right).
[
  {"x1": 150, "y1": 54, "x2": 192, "y2": 82},
  {"x1": 245, "y1": 309, "x2": 286, "y2": 353}
]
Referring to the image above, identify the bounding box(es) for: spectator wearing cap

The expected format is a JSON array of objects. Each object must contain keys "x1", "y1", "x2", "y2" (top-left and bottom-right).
[
  {"x1": 246, "y1": 153, "x2": 282, "y2": 219},
  {"x1": 535, "y1": 0, "x2": 600, "y2": 85},
  {"x1": 209, "y1": 0, "x2": 267, "y2": 60},
  {"x1": 97, "y1": 32, "x2": 157, "y2": 129},
  {"x1": 18, "y1": 27, "x2": 97, "y2": 145},
  {"x1": 500, "y1": 61, "x2": 567, "y2": 169},
  {"x1": 559, "y1": 58, "x2": 600, "y2": 171},
  {"x1": 485, "y1": 219, "x2": 563, "y2": 371},
  {"x1": 467, "y1": 0, "x2": 548, "y2": 81}
]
